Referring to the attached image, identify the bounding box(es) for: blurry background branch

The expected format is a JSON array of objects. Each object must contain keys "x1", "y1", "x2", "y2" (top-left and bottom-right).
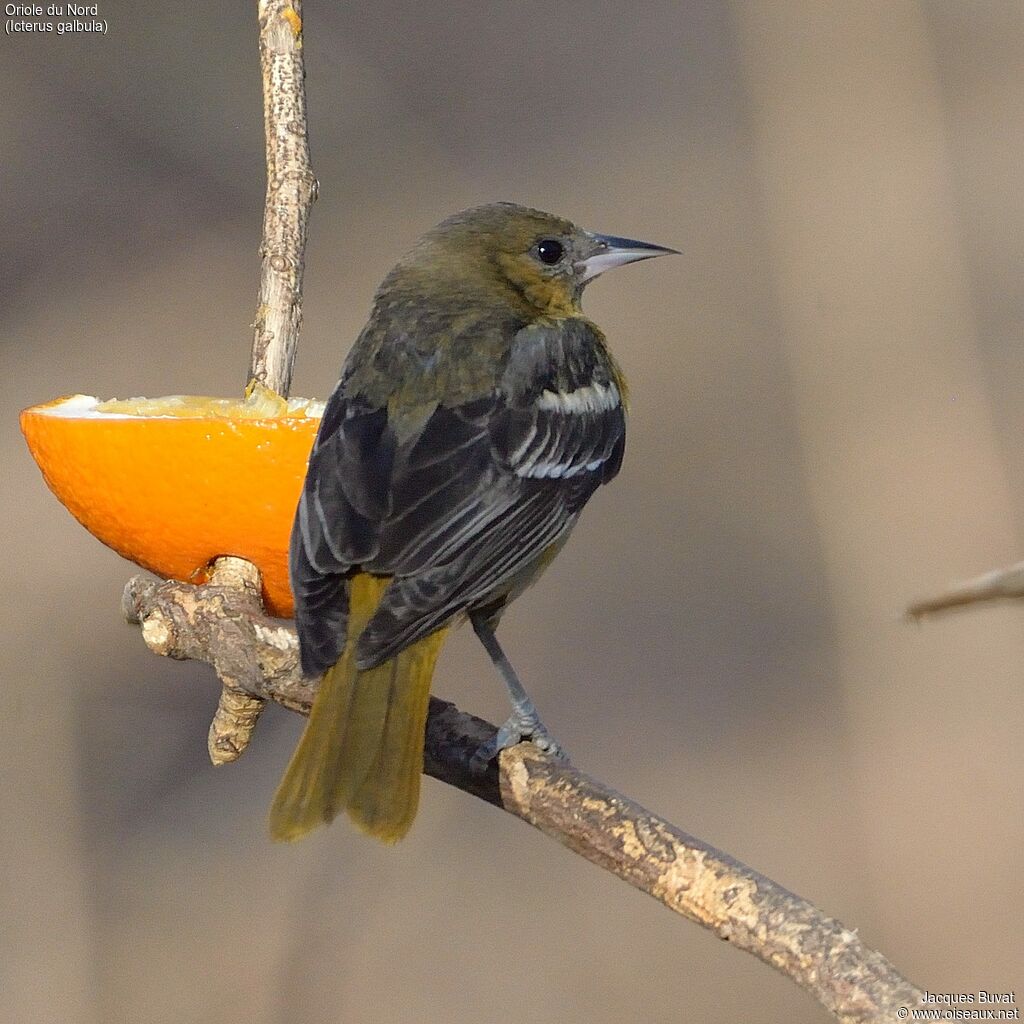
[
  {"x1": 123, "y1": 562, "x2": 925, "y2": 1024},
  {"x1": 907, "y1": 559, "x2": 1024, "y2": 620}
]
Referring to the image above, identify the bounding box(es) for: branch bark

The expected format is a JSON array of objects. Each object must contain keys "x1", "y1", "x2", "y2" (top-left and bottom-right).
[
  {"x1": 123, "y1": 563, "x2": 925, "y2": 1024},
  {"x1": 249, "y1": 0, "x2": 316, "y2": 398}
]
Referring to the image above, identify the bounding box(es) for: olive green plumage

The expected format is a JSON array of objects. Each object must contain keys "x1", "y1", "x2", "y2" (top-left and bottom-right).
[
  {"x1": 271, "y1": 202, "x2": 675, "y2": 842},
  {"x1": 345, "y1": 205, "x2": 619, "y2": 409}
]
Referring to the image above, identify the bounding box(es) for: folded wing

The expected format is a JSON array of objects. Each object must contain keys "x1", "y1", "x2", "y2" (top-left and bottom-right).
[{"x1": 290, "y1": 318, "x2": 626, "y2": 674}]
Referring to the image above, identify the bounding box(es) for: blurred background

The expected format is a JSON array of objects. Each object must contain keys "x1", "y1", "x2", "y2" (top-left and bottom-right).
[{"x1": 3, "y1": 2, "x2": 1023, "y2": 1021}]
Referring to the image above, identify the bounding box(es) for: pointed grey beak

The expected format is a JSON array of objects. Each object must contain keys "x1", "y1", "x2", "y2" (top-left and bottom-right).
[{"x1": 577, "y1": 232, "x2": 679, "y2": 283}]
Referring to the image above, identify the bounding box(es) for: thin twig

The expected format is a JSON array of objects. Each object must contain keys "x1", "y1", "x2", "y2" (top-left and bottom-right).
[
  {"x1": 123, "y1": 569, "x2": 925, "y2": 1024},
  {"x1": 907, "y1": 559, "x2": 1024, "y2": 620}
]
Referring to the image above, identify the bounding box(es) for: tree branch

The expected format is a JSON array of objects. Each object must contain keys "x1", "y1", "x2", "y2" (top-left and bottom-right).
[
  {"x1": 249, "y1": 0, "x2": 316, "y2": 398},
  {"x1": 122, "y1": 561, "x2": 925, "y2": 1024}
]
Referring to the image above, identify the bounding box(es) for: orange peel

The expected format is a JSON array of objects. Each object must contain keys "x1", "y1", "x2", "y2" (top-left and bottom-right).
[{"x1": 20, "y1": 392, "x2": 324, "y2": 617}]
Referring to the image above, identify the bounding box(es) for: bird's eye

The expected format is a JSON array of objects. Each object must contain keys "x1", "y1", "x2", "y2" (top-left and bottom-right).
[{"x1": 536, "y1": 239, "x2": 565, "y2": 266}]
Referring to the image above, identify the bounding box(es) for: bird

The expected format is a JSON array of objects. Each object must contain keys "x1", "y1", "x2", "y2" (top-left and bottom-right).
[{"x1": 269, "y1": 202, "x2": 676, "y2": 843}]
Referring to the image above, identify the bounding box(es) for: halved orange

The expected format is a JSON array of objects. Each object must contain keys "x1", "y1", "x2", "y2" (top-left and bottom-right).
[{"x1": 20, "y1": 391, "x2": 324, "y2": 617}]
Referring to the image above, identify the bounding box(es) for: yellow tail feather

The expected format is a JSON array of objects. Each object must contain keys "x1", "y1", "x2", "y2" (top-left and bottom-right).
[{"x1": 269, "y1": 574, "x2": 448, "y2": 843}]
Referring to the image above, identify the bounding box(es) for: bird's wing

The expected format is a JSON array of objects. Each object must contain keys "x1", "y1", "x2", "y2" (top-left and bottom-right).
[
  {"x1": 354, "y1": 318, "x2": 627, "y2": 667},
  {"x1": 491, "y1": 318, "x2": 627, "y2": 486},
  {"x1": 291, "y1": 317, "x2": 626, "y2": 675}
]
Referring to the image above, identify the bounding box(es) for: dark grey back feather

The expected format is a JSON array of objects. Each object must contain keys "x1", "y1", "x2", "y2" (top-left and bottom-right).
[{"x1": 289, "y1": 316, "x2": 625, "y2": 676}]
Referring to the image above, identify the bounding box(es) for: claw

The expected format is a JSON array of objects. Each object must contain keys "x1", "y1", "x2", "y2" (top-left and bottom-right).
[{"x1": 470, "y1": 708, "x2": 569, "y2": 773}]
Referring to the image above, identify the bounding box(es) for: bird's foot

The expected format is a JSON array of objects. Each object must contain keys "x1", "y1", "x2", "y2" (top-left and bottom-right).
[{"x1": 470, "y1": 707, "x2": 569, "y2": 773}]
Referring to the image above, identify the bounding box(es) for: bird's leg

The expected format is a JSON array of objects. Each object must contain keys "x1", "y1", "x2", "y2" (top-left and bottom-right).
[{"x1": 469, "y1": 612, "x2": 569, "y2": 771}]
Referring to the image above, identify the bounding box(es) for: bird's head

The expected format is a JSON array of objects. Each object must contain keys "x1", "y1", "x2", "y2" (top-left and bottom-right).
[{"x1": 381, "y1": 202, "x2": 677, "y2": 318}]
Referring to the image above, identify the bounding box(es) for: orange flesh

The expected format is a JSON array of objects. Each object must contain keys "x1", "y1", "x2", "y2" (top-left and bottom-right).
[{"x1": 20, "y1": 394, "x2": 323, "y2": 617}]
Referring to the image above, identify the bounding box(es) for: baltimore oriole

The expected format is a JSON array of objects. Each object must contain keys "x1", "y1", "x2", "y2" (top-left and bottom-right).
[{"x1": 270, "y1": 203, "x2": 675, "y2": 842}]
